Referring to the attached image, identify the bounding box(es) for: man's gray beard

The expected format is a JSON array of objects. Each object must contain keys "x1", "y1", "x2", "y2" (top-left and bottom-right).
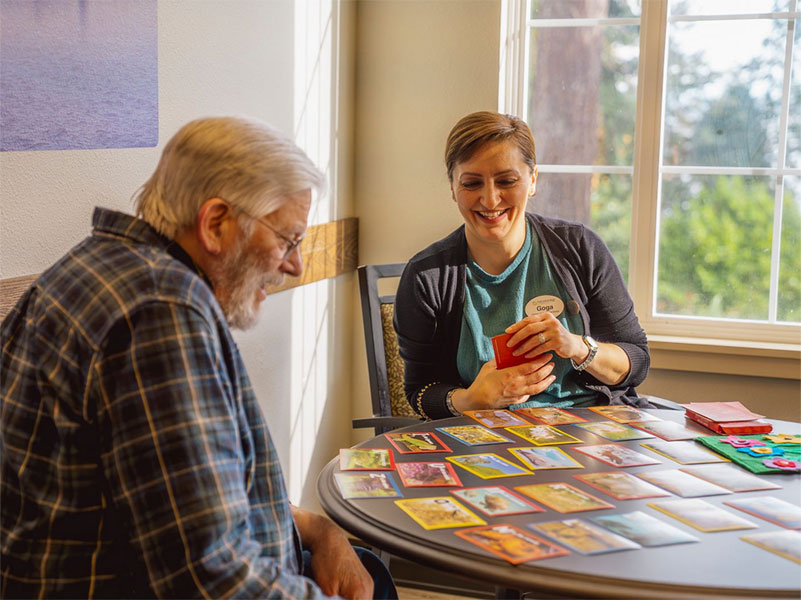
[{"x1": 209, "y1": 236, "x2": 283, "y2": 331}]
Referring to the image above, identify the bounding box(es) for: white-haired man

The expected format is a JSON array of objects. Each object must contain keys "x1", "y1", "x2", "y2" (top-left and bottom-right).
[{"x1": 1, "y1": 117, "x2": 395, "y2": 599}]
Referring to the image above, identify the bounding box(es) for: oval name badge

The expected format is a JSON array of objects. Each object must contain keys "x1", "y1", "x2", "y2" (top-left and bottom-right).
[{"x1": 525, "y1": 295, "x2": 564, "y2": 318}]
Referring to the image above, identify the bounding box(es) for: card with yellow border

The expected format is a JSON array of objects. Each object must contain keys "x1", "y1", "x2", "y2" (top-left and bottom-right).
[
  {"x1": 505, "y1": 425, "x2": 581, "y2": 446},
  {"x1": 394, "y1": 496, "x2": 486, "y2": 530},
  {"x1": 447, "y1": 453, "x2": 533, "y2": 479}
]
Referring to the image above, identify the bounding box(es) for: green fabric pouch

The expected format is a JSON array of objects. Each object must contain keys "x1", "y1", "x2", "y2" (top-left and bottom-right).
[{"x1": 695, "y1": 435, "x2": 801, "y2": 474}]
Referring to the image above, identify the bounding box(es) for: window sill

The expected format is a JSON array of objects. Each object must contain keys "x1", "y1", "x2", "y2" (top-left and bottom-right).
[{"x1": 647, "y1": 335, "x2": 801, "y2": 380}]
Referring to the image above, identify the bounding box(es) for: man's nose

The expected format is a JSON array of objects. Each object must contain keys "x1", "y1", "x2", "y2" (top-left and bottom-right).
[{"x1": 281, "y1": 247, "x2": 303, "y2": 277}]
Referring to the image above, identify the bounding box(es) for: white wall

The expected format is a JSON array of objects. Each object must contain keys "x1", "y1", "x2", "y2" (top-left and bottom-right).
[{"x1": 0, "y1": 0, "x2": 354, "y2": 511}]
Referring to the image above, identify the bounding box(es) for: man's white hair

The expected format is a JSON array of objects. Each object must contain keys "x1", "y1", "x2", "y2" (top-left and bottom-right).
[{"x1": 135, "y1": 116, "x2": 325, "y2": 238}]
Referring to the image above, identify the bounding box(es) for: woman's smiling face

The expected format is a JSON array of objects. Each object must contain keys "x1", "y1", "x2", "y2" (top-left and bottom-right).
[{"x1": 450, "y1": 139, "x2": 537, "y2": 251}]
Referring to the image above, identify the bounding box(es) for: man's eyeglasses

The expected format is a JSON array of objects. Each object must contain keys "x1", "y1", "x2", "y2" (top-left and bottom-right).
[{"x1": 245, "y1": 213, "x2": 304, "y2": 260}]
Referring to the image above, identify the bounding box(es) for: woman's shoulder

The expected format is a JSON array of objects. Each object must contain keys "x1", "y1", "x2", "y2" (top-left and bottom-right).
[
  {"x1": 527, "y1": 212, "x2": 605, "y2": 248},
  {"x1": 406, "y1": 224, "x2": 467, "y2": 269}
]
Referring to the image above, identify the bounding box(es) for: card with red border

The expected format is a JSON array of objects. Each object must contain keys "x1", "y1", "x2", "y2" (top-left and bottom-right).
[
  {"x1": 456, "y1": 524, "x2": 569, "y2": 564},
  {"x1": 464, "y1": 409, "x2": 529, "y2": 428},
  {"x1": 451, "y1": 486, "x2": 544, "y2": 516},
  {"x1": 724, "y1": 496, "x2": 801, "y2": 530},
  {"x1": 573, "y1": 444, "x2": 661, "y2": 467},
  {"x1": 385, "y1": 431, "x2": 452, "y2": 454},
  {"x1": 648, "y1": 498, "x2": 757, "y2": 532},
  {"x1": 679, "y1": 464, "x2": 781, "y2": 492},
  {"x1": 630, "y1": 420, "x2": 702, "y2": 441},
  {"x1": 395, "y1": 462, "x2": 462, "y2": 487},
  {"x1": 574, "y1": 472, "x2": 670, "y2": 500},
  {"x1": 514, "y1": 406, "x2": 588, "y2": 425},
  {"x1": 515, "y1": 482, "x2": 614, "y2": 513},
  {"x1": 588, "y1": 406, "x2": 660, "y2": 423},
  {"x1": 339, "y1": 448, "x2": 394, "y2": 471}
]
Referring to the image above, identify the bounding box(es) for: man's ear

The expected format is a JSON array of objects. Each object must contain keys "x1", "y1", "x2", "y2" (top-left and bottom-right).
[{"x1": 197, "y1": 198, "x2": 233, "y2": 255}]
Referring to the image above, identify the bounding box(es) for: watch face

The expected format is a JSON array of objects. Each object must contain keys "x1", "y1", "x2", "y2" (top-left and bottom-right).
[{"x1": 584, "y1": 336, "x2": 598, "y2": 350}]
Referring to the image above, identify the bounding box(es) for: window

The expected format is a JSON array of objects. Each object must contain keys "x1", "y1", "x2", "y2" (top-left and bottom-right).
[{"x1": 500, "y1": 0, "x2": 801, "y2": 345}]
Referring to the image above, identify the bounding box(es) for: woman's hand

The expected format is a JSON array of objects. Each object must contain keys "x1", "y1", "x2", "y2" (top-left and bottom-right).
[
  {"x1": 505, "y1": 313, "x2": 632, "y2": 385},
  {"x1": 451, "y1": 354, "x2": 555, "y2": 412},
  {"x1": 505, "y1": 312, "x2": 587, "y2": 363}
]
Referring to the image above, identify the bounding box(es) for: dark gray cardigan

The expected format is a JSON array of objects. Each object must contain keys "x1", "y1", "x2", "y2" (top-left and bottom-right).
[{"x1": 393, "y1": 212, "x2": 650, "y2": 419}]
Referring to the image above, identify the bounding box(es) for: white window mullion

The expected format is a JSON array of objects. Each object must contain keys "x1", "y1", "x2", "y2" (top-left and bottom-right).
[
  {"x1": 630, "y1": 0, "x2": 668, "y2": 320},
  {"x1": 498, "y1": 0, "x2": 529, "y2": 116},
  {"x1": 769, "y1": 12, "x2": 797, "y2": 322}
]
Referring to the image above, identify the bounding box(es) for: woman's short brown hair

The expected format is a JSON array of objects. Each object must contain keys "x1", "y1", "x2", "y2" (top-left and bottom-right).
[{"x1": 445, "y1": 111, "x2": 536, "y2": 181}]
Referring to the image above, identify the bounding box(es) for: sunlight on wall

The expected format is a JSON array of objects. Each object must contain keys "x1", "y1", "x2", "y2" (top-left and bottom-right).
[{"x1": 287, "y1": 0, "x2": 340, "y2": 503}]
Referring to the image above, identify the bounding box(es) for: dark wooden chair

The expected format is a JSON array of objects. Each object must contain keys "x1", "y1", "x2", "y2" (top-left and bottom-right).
[{"x1": 352, "y1": 263, "x2": 422, "y2": 436}]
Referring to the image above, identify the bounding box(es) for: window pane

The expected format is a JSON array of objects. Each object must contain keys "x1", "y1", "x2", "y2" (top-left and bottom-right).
[
  {"x1": 528, "y1": 24, "x2": 638, "y2": 165},
  {"x1": 786, "y1": 20, "x2": 800, "y2": 169},
  {"x1": 663, "y1": 19, "x2": 785, "y2": 168},
  {"x1": 657, "y1": 175, "x2": 774, "y2": 320},
  {"x1": 669, "y1": 0, "x2": 788, "y2": 17},
  {"x1": 531, "y1": 0, "x2": 640, "y2": 20},
  {"x1": 528, "y1": 173, "x2": 631, "y2": 281},
  {"x1": 778, "y1": 176, "x2": 801, "y2": 323}
]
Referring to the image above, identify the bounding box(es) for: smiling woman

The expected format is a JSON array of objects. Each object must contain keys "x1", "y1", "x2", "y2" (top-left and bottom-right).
[{"x1": 393, "y1": 111, "x2": 650, "y2": 421}]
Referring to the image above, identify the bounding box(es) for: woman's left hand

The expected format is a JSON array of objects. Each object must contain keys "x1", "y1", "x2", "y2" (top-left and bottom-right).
[{"x1": 504, "y1": 312, "x2": 587, "y2": 363}]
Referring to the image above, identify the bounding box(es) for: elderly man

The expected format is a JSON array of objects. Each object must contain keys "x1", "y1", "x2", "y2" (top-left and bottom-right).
[{"x1": 1, "y1": 117, "x2": 395, "y2": 599}]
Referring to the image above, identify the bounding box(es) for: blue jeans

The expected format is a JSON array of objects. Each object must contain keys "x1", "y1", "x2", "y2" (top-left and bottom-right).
[{"x1": 302, "y1": 546, "x2": 398, "y2": 599}]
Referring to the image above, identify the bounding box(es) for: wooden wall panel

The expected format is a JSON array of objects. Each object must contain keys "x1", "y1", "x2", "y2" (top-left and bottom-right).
[{"x1": 0, "y1": 217, "x2": 358, "y2": 322}]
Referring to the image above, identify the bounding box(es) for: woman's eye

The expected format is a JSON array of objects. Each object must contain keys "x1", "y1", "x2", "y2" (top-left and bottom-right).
[
  {"x1": 461, "y1": 181, "x2": 481, "y2": 189},
  {"x1": 498, "y1": 179, "x2": 518, "y2": 186}
]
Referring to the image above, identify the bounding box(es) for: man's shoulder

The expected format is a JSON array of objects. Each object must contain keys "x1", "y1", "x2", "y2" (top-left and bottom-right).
[{"x1": 33, "y1": 234, "x2": 218, "y2": 345}]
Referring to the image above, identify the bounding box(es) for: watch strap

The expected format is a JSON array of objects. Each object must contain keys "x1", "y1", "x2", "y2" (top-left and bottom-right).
[{"x1": 571, "y1": 336, "x2": 598, "y2": 372}]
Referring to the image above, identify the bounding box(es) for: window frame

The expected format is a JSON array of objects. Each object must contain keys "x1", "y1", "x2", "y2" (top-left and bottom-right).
[{"x1": 499, "y1": 0, "x2": 801, "y2": 351}]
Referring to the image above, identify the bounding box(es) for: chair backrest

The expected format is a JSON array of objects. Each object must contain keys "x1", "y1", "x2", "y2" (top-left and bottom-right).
[{"x1": 357, "y1": 263, "x2": 418, "y2": 422}]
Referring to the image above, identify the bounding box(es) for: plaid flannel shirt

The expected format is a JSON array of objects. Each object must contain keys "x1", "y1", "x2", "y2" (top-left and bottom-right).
[{"x1": 1, "y1": 208, "x2": 328, "y2": 599}]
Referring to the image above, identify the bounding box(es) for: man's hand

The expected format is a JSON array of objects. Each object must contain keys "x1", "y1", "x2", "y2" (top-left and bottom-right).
[{"x1": 292, "y1": 507, "x2": 374, "y2": 600}]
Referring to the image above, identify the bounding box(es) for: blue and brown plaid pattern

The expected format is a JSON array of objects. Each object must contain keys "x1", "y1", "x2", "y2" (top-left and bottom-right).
[{"x1": 1, "y1": 208, "x2": 323, "y2": 599}]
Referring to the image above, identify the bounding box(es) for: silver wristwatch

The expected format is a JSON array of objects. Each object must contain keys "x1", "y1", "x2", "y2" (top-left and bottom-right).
[
  {"x1": 571, "y1": 335, "x2": 598, "y2": 371},
  {"x1": 445, "y1": 388, "x2": 461, "y2": 416}
]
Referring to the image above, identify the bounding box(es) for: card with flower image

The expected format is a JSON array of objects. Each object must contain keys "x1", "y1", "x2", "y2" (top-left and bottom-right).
[
  {"x1": 648, "y1": 498, "x2": 758, "y2": 532},
  {"x1": 464, "y1": 409, "x2": 529, "y2": 428},
  {"x1": 515, "y1": 482, "x2": 614, "y2": 513},
  {"x1": 508, "y1": 446, "x2": 584, "y2": 470},
  {"x1": 574, "y1": 472, "x2": 670, "y2": 500},
  {"x1": 589, "y1": 511, "x2": 699, "y2": 547},
  {"x1": 447, "y1": 453, "x2": 533, "y2": 479},
  {"x1": 385, "y1": 431, "x2": 452, "y2": 454},
  {"x1": 679, "y1": 464, "x2": 781, "y2": 493},
  {"x1": 339, "y1": 448, "x2": 394, "y2": 471},
  {"x1": 455, "y1": 524, "x2": 569, "y2": 564},
  {"x1": 394, "y1": 496, "x2": 486, "y2": 530},
  {"x1": 741, "y1": 530, "x2": 801, "y2": 564},
  {"x1": 395, "y1": 462, "x2": 462, "y2": 487},
  {"x1": 572, "y1": 444, "x2": 661, "y2": 467},
  {"x1": 572, "y1": 421, "x2": 654, "y2": 441},
  {"x1": 588, "y1": 406, "x2": 660, "y2": 423},
  {"x1": 505, "y1": 424, "x2": 581, "y2": 446},
  {"x1": 451, "y1": 486, "x2": 544, "y2": 517},
  {"x1": 436, "y1": 425, "x2": 512, "y2": 446},
  {"x1": 531, "y1": 518, "x2": 640, "y2": 555},
  {"x1": 334, "y1": 472, "x2": 403, "y2": 499},
  {"x1": 513, "y1": 406, "x2": 588, "y2": 425},
  {"x1": 640, "y1": 440, "x2": 729, "y2": 465},
  {"x1": 724, "y1": 496, "x2": 801, "y2": 530}
]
